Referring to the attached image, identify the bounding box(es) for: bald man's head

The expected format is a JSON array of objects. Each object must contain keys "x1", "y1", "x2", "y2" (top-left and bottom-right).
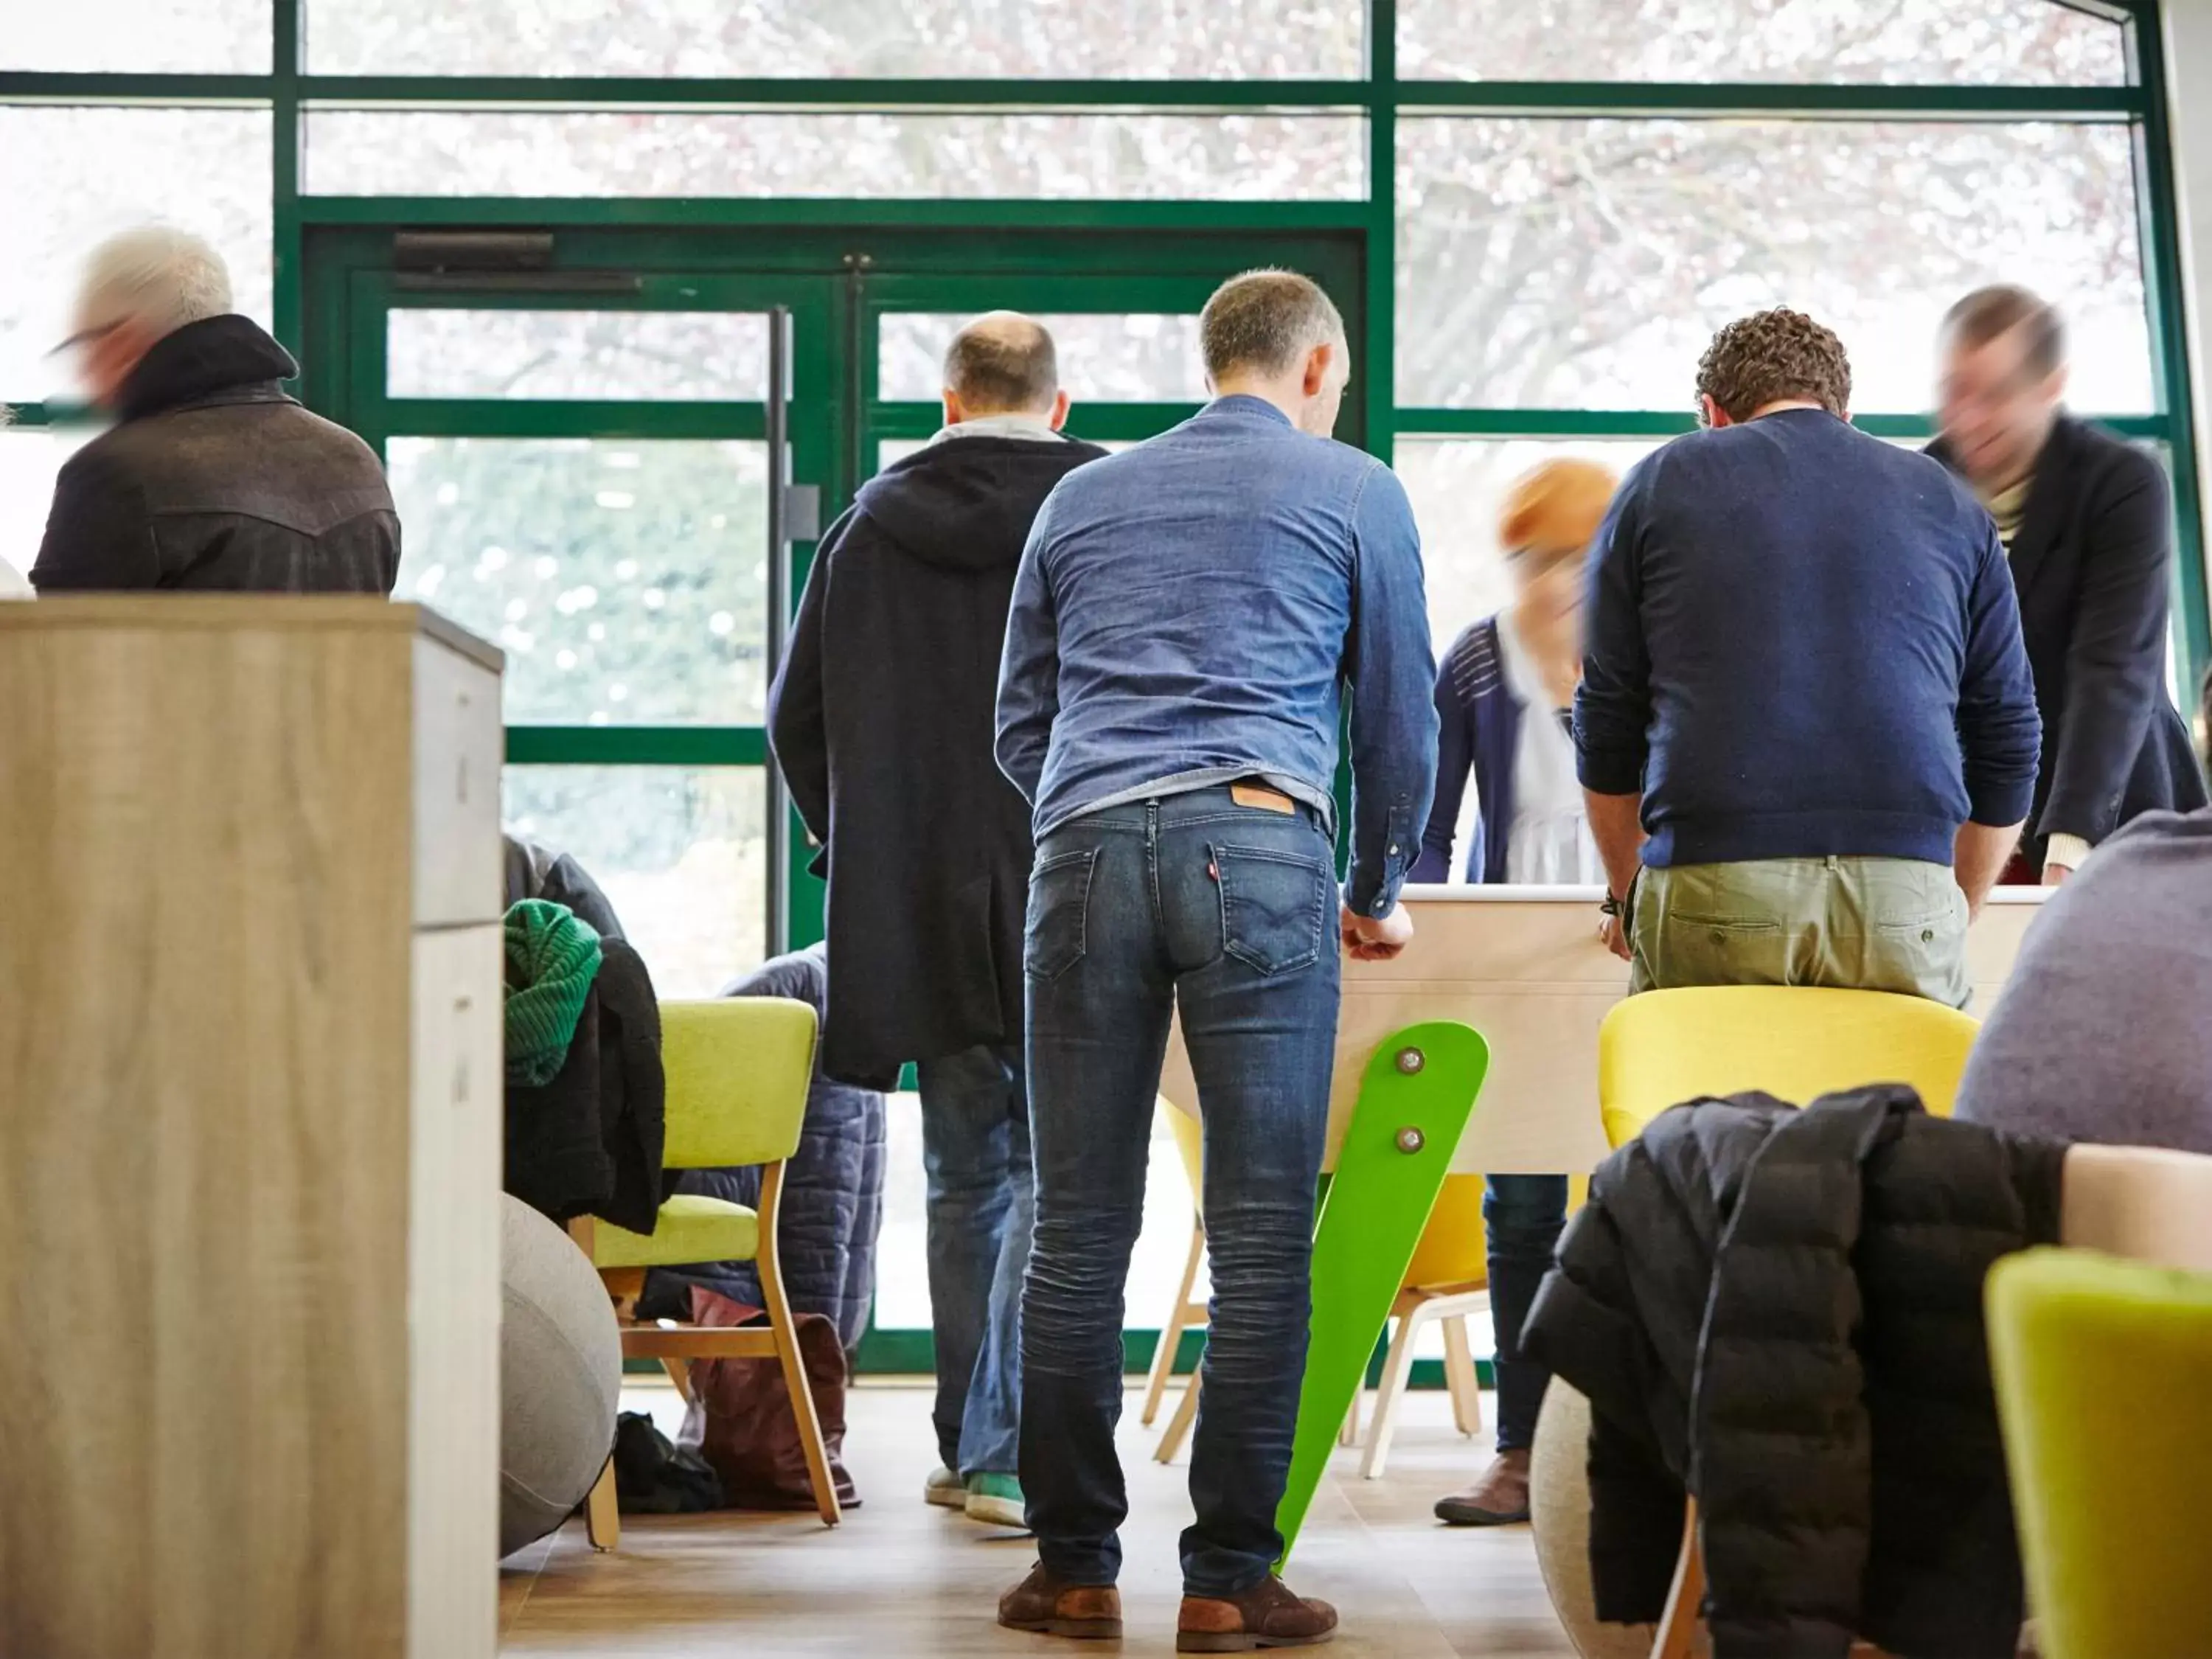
[{"x1": 943, "y1": 312, "x2": 1060, "y2": 417}]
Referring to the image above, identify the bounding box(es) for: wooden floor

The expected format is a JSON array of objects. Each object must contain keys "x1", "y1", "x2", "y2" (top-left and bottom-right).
[{"x1": 498, "y1": 1380, "x2": 1577, "y2": 1658}]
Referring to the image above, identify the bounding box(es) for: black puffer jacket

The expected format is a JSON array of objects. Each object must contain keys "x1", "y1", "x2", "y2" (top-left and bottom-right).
[{"x1": 1524, "y1": 1087, "x2": 2066, "y2": 1659}]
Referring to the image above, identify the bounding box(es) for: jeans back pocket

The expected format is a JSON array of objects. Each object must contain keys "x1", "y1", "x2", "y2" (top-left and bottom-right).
[
  {"x1": 1026, "y1": 847, "x2": 1098, "y2": 981},
  {"x1": 1211, "y1": 842, "x2": 1329, "y2": 976}
]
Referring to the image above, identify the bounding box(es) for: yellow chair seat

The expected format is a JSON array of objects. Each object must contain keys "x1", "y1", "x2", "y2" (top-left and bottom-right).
[
  {"x1": 590, "y1": 1193, "x2": 759, "y2": 1270},
  {"x1": 1599, "y1": 985, "x2": 1979, "y2": 1150}
]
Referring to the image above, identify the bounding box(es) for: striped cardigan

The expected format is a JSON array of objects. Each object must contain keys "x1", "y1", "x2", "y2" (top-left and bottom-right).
[{"x1": 1409, "y1": 615, "x2": 1526, "y2": 884}]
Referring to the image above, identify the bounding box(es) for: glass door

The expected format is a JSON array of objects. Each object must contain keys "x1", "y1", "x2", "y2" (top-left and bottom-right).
[
  {"x1": 305, "y1": 220, "x2": 1364, "y2": 1374},
  {"x1": 319, "y1": 255, "x2": 838, "y2": 998}
]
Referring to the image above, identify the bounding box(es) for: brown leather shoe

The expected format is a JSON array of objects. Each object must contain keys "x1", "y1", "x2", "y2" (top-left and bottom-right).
[
  {"x1": 998, "y1": 1563, "x2": 1124, "y2": 1641},
  {"x1": 1433, "y1": 1448, "x2": 1532, "y2": 1526},
  {"x1": 1177, "y1": 1575, "x2": 1338, "y2": 1652}
]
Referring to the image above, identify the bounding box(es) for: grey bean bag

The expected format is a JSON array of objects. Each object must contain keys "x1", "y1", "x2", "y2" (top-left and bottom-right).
[{"x1": 500, "y1": 1194, "x2": 622, "y2": 1557}]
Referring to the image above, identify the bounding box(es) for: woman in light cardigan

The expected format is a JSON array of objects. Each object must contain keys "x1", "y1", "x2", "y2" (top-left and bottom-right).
[{"x1": 1414, "y1": 457, "x2": 1618, "y2": 1527}]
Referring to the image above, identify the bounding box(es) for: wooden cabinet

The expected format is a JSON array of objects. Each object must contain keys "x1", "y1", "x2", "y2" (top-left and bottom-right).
[{"x1": 0, "y1": 599, "x2": 505, "y2": 1659}]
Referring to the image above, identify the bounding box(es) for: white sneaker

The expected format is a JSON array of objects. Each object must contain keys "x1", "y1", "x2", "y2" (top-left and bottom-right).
[{"x1": 924, "y1": 1465, "x2": 967, "y2": 1509}]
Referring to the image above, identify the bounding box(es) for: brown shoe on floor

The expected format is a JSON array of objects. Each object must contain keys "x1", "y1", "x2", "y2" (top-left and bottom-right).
[
  {"x1": 1177, "y1": 1575, "x2": 1338, "y2": 1652},
  {"x1": 998, "y1": 1564, "x2": 1124, "y2": 1641},
  {"x1": 1433, "y1": 1448, "x2": 1532, "y2": 1526}
]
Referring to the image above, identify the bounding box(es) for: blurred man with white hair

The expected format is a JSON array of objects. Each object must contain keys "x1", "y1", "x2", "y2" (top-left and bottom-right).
[{"x1": 32, "y1": 225, "x2": 397, "y2": 593}]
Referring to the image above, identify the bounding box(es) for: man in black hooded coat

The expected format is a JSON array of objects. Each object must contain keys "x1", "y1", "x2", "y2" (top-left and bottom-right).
[{"x1": 768, "y1": 313, "x2": 1106, "y2": 1520}]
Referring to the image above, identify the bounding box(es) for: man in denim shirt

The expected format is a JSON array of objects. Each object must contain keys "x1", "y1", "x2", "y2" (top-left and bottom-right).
[{"x1": 993, "y1": 270, "x2": 1436, "y2": 1650}]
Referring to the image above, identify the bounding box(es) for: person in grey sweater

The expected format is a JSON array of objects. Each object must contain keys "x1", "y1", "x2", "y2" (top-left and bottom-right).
[{"x1": 1956, "y1": 808, "x2": 2212, "y2": 1151}]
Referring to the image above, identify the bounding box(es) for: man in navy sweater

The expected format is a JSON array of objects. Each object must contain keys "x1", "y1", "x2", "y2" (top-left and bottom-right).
[{"x1": 1575, "y1": 308, "x2": 2042, "y2": 1004}]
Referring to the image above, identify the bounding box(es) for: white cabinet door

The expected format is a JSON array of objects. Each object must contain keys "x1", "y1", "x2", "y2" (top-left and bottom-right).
[
  {"x1": 407, "y1": 924, "x2": 503, "y2": 1659},
  {"x1": 413, "y1": 638, "x2": 504, "y2": 929}
]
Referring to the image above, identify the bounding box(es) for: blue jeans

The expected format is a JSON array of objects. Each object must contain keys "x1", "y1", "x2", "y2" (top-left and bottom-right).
[
  {"x1": 915, "y1": 1044, "x2": 1032, "y2": 1480},
  {"x1": 1020, "y1": 786, "x2": 1341, "y2": 1597},
  {"x1": 1484, "y1": 1174, "x2": 1569, "y2": 1453}
]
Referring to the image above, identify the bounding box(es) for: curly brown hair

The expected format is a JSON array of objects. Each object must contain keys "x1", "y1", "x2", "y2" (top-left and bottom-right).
[{"x1": 1695, "y1": 308, "x2": 1852, "y2": 424}]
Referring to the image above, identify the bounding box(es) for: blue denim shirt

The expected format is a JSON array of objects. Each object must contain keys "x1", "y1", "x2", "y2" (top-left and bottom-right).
[{"x1": 995, "y1": 395, "x2": 1438, "y2": 918}]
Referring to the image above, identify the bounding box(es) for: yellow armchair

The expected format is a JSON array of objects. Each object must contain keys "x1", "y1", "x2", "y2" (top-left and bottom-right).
[{"x1": 573, "y1": 996, "x2": 838, "y2": 1543}]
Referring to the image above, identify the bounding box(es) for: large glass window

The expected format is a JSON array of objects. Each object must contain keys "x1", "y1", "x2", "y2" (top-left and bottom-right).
[
  {"x1": 0, "y1": 425, "x2": 91, "y2": 588},
  {"x1": 880, "y1": 313, "x2": 1206, "y2": 403},
  {"x1": 305, "y1": 110, "x2": 1368, "y2": 200},
  {"x1": 387, "y1": 310, "x2": 770, "y2": 402},
  {"x1": 0, "y1": 106, "x2": 272, "y2": 399},
  {"x1": 503, "y1": 765, "x2": 768, "y2": 998},
  {"x1": 1, "y1": 0, "x2": 268, "y2": 73},
  {"x1": 1399, "y1": 0, "x2": 2127, "y2": 85},
  {"x1": 386, "y1": 437, "x2": 770, "y2": 726},
  {"x1": 305, "y1": 0, "x2": 1366, "y2": 77},
  {"x1": 1397, "y1": 116, "x2": 2152, "y2": 414}
]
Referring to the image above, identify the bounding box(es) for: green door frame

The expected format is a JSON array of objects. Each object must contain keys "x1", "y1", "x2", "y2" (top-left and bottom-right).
[
  {"x1": 302, "y1": 208, "x2": 1371, "y2": 947},
  {"x1": 299, "y1": 206, "x2": 1371, "y2": 1375}
]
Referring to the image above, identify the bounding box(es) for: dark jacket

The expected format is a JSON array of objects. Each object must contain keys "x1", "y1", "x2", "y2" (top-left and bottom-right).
[
  {"x1": 1930, "y1": 416, "x2": 2207, "y2": 870},
  {"x1": 1411, "y1": 615, "x2": 1521, "y2": 883},
  {"x1": 501, "y1": 844, "x2": 667, "y2": 1233},
  {"x1": 505, "y1": 835, "x2": 627, "y2": 944},
  {"x1": 768, "y1": 431, "x2": 1107, "y2": 1089},
  {"x1": 1577, "y1": 410, "x2": 2041, "y2": 868},
  {"x1": 649, "y1": 946, "x2": 887, "y2": 1353},
  {"x1": 1524, "y1": 1088, "x2": 2067, "y2": 1659},
  {"x1": 32, "y1": 315, "x2": 398, "y2": 594},
  {"x1": 505, "y1": 937, "x2": 667, "y2": 1234}
]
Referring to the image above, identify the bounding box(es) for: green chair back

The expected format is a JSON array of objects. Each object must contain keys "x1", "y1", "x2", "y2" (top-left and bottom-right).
[
  {"x1": 1988, "y1": 1248, "x2": 2212, "y2": 1659},
  {"x1": 657, "y1": 998, "x2": 818, "y2": 1171}
]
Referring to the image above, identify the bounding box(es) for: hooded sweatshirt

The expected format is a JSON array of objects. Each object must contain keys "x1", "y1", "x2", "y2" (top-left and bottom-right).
[{"x1": 769, "y1": 426, "x2": 1108, "y2": 1088}]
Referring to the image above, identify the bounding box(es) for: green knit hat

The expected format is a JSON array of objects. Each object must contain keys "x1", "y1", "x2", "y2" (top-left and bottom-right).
[{"x1": 504, "y1": 899, "x2": 605, "y2": 1087}]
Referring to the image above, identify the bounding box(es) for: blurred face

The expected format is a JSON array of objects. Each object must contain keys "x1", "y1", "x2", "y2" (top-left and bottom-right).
[
  {"x1": 1939, "y1": 324, "x2": 2065, "y2": 492},
  {"x1": 60, "y1": 307, "x2": 156, "y2": 411},
  {"x1": 1508, "y1": 538, "x2": 1589, "y2": 633}
]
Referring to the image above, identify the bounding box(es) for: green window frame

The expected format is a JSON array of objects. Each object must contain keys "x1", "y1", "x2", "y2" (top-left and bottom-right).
[{"x1": 5, "y1": 2, "x2": 2199, "y2": 683}]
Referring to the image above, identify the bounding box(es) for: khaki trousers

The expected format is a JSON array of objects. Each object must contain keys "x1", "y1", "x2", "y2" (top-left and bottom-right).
[{"x1": 1629, "y1": 856, "x2": 1970, "y2": 1009}]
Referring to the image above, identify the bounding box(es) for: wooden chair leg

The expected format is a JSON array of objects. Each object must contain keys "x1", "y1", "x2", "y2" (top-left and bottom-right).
[
  {"x1": 1441, "y1": 1313, "x2": 1484, "y2": 1438},
  {"x1": 1339, "y1": 1388, "x2": 1362, "y2": 1448},
  {"x1": 583, "y1": 1457, "x2": 621, "y2": 1552},
  {"x1": 1358, "y1": 1306, "x2": 1424, "y2": 1480},
  {"x1": 1650, "y1": 1499, "x2": 1704, "y2": 1659},
  {"x1": 1143, "y1": 1215, "x2": 1206, "y2": 1427},
  {"x1": 1156, "y1": 1366, "x2": 1203, "y2": 1464},
  {"x1": 757, "y1": 1161, "x2": 841, "y2": 1527}
]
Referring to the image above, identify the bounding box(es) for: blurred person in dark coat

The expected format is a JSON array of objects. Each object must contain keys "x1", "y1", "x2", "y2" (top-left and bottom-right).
[
  {"x1": 1931, "y1": 285, "x2": 2206, "y2": 883},
  {"x1": 33, "y1": 225, "x2": 397, "y2": 594}
]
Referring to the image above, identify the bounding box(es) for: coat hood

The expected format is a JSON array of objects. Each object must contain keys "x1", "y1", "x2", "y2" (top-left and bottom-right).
[
  {"x1": 852, "y1": 432, "x2": 1107, "y2": 573},
  {"x1": 118, "y1": 313, "x2": 299, "y2": 423}
]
